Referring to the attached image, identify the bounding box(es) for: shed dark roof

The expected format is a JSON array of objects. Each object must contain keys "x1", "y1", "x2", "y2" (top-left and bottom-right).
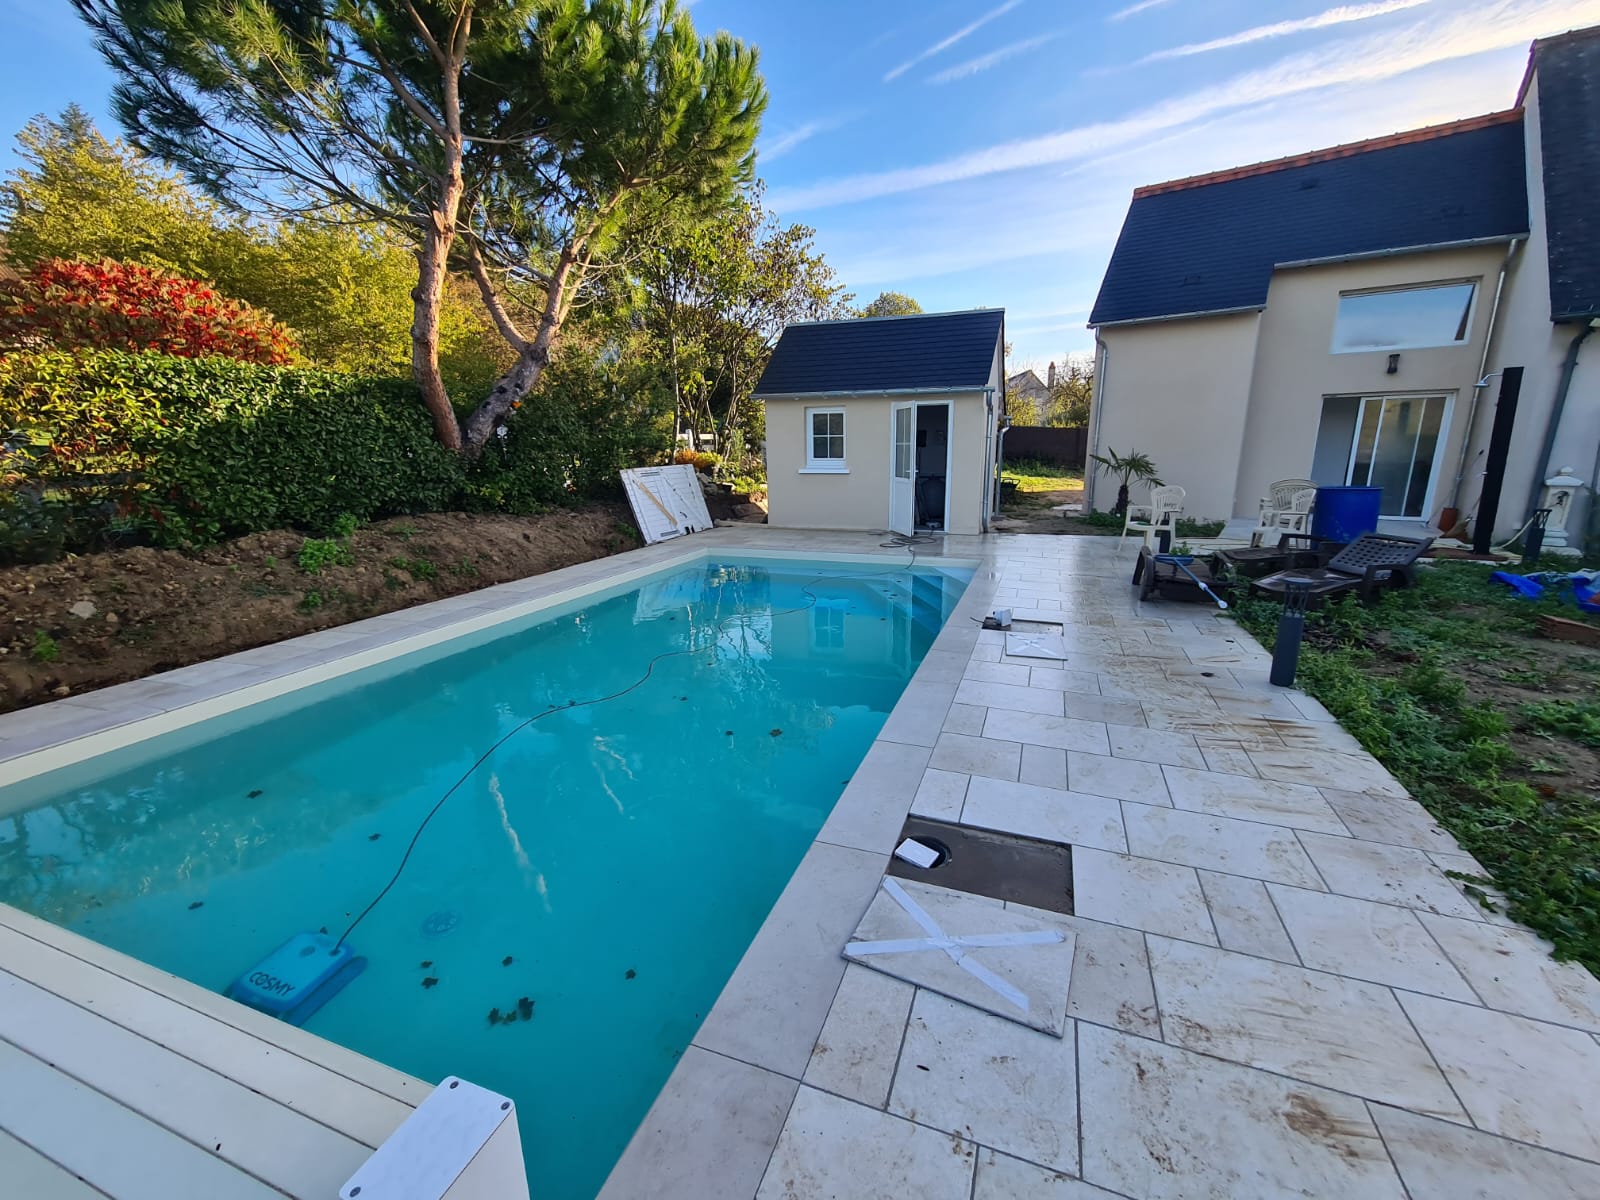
[
  {"x1": 1531, "y1": 27, "x2": 1600, "y2": 319},
  {"x1": 753, "y1": 309, "x2": 1003, "y2": 397},
  {"x1": 1089, "y1": 112, "x2": 1529, "y2": 327}
]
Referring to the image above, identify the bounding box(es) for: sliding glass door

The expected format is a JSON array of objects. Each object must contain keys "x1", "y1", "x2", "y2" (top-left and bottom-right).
[{"x1": 1313, "y1": 394, "x2": 1449, "y2": 518}]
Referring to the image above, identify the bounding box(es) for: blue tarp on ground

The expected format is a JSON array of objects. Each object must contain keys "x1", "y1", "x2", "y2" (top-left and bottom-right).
[{"x1": 1490, "y1": 570, "x2": 1600, "y2": 613}]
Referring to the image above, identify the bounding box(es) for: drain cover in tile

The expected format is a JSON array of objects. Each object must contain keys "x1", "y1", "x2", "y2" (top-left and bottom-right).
[{"x1": 843, "y1": 877, "x2": 1076, "y2": 1036}]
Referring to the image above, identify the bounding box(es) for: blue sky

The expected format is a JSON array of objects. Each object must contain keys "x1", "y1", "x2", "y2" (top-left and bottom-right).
[{"x1": 5, "y1": 0, "x2": 1600, "y2": 369}]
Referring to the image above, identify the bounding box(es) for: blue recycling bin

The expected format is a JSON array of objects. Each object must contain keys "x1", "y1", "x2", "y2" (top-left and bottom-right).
[{"x1": 1311, "y1": 485, "x2": 1382, "y2": 544}]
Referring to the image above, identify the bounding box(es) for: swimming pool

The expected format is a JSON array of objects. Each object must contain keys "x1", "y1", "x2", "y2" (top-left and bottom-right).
[{"x1": 0, "y1": 553, "x2": 970, "y2": 1199}]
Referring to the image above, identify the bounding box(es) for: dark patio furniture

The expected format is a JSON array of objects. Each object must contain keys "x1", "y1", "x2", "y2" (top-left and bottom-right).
[
  {"x1": 1211, "y1": 533, "x2": 1326, "y2": 584},
  {"x1": 1249, "y1": 533, "x2": 1434, "y2": 606},
  {"x1": 1133, "y1": 547, "x2": 1222, "y2": 604}
]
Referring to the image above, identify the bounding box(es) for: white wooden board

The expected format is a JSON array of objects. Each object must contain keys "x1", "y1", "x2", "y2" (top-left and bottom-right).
[
  {"x1": 0, "y1": 904, "x2": 423, "y2": 1106},
  {"x1": 622, "y1": 465, "x2": 714, "y2": 545},
  {"x1": 0, "y1": 1040, "x2": 281, "y2": 1200},
  {"x1": 0, "y1": 922, "x2": 409, "y2": 1148},
  {"x1": 0, "y1": 1128, "x2": 107, "y2": 1200},
  {"x1": 0, "y1": 969, "x2": 371, "y2": 1196}
]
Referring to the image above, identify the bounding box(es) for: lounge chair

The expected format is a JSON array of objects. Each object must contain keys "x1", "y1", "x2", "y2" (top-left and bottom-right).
[{"x1": 1249, "y1": 533, "x2": 1433, "y2": 606}]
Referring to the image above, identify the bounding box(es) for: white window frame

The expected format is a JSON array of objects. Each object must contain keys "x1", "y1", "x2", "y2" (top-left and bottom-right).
[
  {"x1": 801, "y1": 406, "x2": 848, "y2": 473},
  {"x1": 1329, "y1": 279, "x2": 1479, "y2": 355}
]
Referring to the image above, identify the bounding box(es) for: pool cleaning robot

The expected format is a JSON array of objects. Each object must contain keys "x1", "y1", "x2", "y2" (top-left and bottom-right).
[{"x1": 226, "y1": 931, "x2": 366, "y2": 1026}]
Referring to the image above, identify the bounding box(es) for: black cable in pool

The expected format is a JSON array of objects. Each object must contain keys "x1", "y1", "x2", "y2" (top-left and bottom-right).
[{"x1": 332, "y1": 545, "x2": 923, "y2": 950}]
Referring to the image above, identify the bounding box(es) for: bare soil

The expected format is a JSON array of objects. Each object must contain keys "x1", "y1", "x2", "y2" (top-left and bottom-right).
[
  {"x1": 1309, "y1": 603, "x2": 1600, "y2": 803},
  {"x1": 1443, "y1": 628, "x2": 1600, "y2": 803},
  {"x1": 1, "y1": 505, "x2": 643, "y2": 714}
]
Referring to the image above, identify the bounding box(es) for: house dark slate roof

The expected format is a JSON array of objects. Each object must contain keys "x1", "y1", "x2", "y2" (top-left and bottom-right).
[
  {"x1": 753, "y1": 309, "x2": 1004, "y2": 397},
  {"x1": 1532, "y1": 27, "x2": 1600, "y2": 319},
  {"x1": 1089, "y1": 113, "x2": 1529, "y2": 327}
]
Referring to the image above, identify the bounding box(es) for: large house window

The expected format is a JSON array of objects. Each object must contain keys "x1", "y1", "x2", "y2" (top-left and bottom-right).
[
  {"x1": 1330, "y1": 281, "x2": 1477, "y2": 353},
  {"x1": 1310, "y1": 393, "x2": 1449, "y2": 518},
  {"x1": 805, "y1": 407, "x2": 847, "y2": 471}
]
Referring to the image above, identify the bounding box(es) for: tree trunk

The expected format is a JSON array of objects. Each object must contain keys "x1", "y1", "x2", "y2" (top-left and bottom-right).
[
  {"x1": 409, "y1": 29, "x2": 468, "y2": 452},
  {"x1": 460, "y1": 249, "x2": 577, "y2": 453},
  {"x1": 1115, "y1": 481, "x2": 1130, "y2": 517},
  {"x1": 669, "y1": 324, "x2": 682, "y2": 454},
  {"x1": 461, "y1": 333, "x2": 552, "y2": 452},
  {"x1": 412, "y1": 219, "x2": 461, "y2": 451}
]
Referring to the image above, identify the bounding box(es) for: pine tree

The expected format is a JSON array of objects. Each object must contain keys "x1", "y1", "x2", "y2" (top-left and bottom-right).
[{"x1": 74, "y1": 0, "x2": 767, "y2": 453}]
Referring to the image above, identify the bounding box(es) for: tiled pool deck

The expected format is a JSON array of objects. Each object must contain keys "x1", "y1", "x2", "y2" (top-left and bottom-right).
[
  {"x1": 606, "y1": 532, "x2": 1600, "y2": 1200},
  {"x1": 4, "y1": 528, "x2": 1600, "y2": 1197}
]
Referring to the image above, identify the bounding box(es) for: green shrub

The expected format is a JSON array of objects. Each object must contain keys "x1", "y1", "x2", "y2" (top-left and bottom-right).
[
  {"x1": 2, "y1": 345, "x2": 666, "y2": 563},
  {"x1": 298, "y1": 536, "x2": 353, "y2": 573},
  {"x1": 388, "y1": 554, "x2": 437, "y2": 580},
  {"x1": 465, "y1": 367, "x2": 664, "y2": 513},
  {"x1": 31, "y1": 629, "x2": 60, "y2": 662},
  {"x1": 1078, "y1": 509, "x2": 1124, "y2": 529},
  {"x1": 0, "y1": 350, "x2": 462, "y2": 553}
]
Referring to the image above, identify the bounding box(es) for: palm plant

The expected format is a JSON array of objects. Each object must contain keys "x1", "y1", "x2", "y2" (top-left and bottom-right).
[{"x1": 1090, "y1": 448, "x2": 1162, "y2": 516}]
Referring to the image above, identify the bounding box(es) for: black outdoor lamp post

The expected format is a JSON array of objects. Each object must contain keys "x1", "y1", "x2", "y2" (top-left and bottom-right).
[{"x1": 1270, "y1": 579, "x2": 1313, "y2": 688}]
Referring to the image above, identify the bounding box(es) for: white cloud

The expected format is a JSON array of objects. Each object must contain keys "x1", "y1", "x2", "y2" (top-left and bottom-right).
[
  {"x1": 929, "y1": 33, "x2": 1059, "y2": 84},
  {"x1": 1138, "y1": 0, "x2": 1433, "y2": 65},
  {"x1": 772, "y1": 0, "x2": 1600, "y2": 212},
  {"x1": 811, "y1": 50, "x2": 1528, "y2": 291},
  {"x1": 762, "y1": 118, "x2": 849, "y2": 162},
  {"x1": 1108, "y1": 0, "x2": 1175, "y2": 21},
  {"x1": 884, "y1": 0, "x2": 1024, "y2": 82},
  {"x1": 827, "y1": 50, "x2": 1526, "y2": 363}
]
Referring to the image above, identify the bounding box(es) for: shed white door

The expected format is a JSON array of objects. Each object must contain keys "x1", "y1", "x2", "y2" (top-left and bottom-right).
[{"x1": 889, "y1": 402, "x2": 916, "y2": 536}]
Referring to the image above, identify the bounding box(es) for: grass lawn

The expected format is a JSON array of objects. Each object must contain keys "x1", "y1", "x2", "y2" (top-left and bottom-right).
[
  {"x1": 1231, "y1": 559, "x2": 1600, "y2": 973},
  {"x1": 1002, "y1": 459, "x2": 1084, "y2": 496}
]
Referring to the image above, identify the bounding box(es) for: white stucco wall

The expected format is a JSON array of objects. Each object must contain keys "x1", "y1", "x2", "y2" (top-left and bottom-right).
[
  {"x1": 1088, "y1": 312, "x2": 1262, "y2": 522},
  {"x1": 1237, "y1": 245, "x2": 1510, "y2": 526},
  {"x1": 763, "y1": 389, "x2": 995, "y2": 535},
  {"x1": 1474, "y1": 74, "x2": 1600, "y2": 545},
  {"x1": 1090, "y1": 248, "x2": 1515, "y2": 530}
]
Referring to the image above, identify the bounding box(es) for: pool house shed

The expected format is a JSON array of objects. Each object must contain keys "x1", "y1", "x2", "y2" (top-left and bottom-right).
[{"x1": 754, "y1": 309, "x2": 1007, "y2": 536}]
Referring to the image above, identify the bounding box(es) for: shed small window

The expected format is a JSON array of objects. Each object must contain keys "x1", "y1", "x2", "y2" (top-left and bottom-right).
[
  {"x1": 812, "y1": 600, "x2": 846, "y2": 652},
  {"x1": 1330, "y1": 281, "x2": 1476, "y2": 353},
  {"x1": 805, "y1": 407, "x2": 847, "y2": 471}
]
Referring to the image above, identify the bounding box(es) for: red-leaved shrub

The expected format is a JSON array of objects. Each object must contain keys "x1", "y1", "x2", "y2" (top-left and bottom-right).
[{"x1": 0, "y1": 258, "x2": 297, "y2": 364}]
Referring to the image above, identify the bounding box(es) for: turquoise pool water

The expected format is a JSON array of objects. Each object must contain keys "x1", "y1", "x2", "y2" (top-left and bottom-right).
[{"x1": 0, "y1": 555, "x2": 969, "y2": 1199}]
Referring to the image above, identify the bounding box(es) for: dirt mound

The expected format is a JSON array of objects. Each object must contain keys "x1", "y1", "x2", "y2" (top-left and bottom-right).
[{"x1": 0, "y1": 505, "x2": 642, "y2": 714}]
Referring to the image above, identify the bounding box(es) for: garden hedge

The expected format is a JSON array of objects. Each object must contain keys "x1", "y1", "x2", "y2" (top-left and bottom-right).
[
  {"x1": 2, "y1": 350, "x2": 665, "y2": 562},
  {"x1": 0, "y1": 351, "x2": 462, "y2": 555}
]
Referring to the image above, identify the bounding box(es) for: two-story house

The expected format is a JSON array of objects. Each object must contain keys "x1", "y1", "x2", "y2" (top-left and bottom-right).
[{"x1": 1086, "y1": 25, "x2": 1599, "y2": 547}]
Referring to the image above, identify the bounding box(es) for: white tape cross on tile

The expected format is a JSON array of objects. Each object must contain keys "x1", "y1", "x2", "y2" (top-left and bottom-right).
[
  {"x1": 1005, "y1": 630, "x2": 1068, "y2": 660},
  {"x1": 849, "y1": 877, "x2": 1065, "y2": 1014}
]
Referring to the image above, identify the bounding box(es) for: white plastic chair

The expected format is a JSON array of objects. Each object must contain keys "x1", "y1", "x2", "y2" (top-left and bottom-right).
[
  {"x1": 1121, "y1": 485, "x2": 1185, "y2": 550},
  {"x1": 1250, "y1": 479, "x2": 1318, "y2": 547}
]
